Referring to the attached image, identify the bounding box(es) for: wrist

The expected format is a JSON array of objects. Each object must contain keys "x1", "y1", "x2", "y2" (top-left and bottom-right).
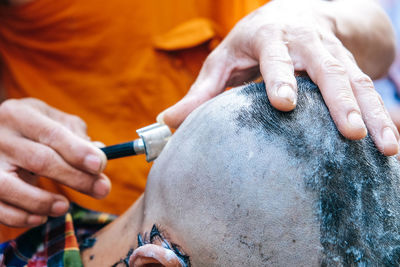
[{"x1": 316, "y1": 0, "x2": 395, "y2": 78}]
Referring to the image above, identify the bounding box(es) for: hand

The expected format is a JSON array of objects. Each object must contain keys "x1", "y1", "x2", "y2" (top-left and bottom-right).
[
  {"x1": 159, "y1": 0, "x2": 399, "y2": 156},
  {"x1": 0, "y1": 98, "x2": 109, "y2": 227}
]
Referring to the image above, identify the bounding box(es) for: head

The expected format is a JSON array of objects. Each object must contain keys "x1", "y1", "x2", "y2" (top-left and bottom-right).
[{"x1": 131, "y1": 76, "x2": 400, "y2": 266}]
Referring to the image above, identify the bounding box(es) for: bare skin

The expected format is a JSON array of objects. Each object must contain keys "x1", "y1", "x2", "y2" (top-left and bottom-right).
[
  {"x1": 0, "y1": 99, "x2": 109, "y2": 227},
  {"x1": 81, "y1": 88, "x2": 322, "y2": 267},
  {"x1": 81, "y1": 78, "x2": 400, "y2": 266},
  {"x1": 81, "y1": 197, "x2": 144, "y2": 266},
  {"x1": 0, "y1": 0, "x2": 397, "y2": 228},
  {"x1": 160, "y1": 0, "x2": 399, "y2": 156}
]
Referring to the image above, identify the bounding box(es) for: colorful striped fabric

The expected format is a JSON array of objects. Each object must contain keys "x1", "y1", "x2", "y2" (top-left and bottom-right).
[{"x1": 0, "y1": 204, "x2": 116, "y2": 267}]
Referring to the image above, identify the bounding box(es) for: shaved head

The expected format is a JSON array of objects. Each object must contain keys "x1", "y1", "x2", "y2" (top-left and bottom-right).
[{"x1": 141, "y1": 76, "x2": 400, "y2": 266}]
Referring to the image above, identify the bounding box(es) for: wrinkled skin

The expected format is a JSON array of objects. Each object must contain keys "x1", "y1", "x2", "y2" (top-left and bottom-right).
[
  {"x1": 161, "y1": 0, "x2": 399, "y2": 156},
  {"x1": 0, "y1": 99, "x2": 109, "y2": 227},
  {"x1": 0, "y1": 0, "x2": 397, "y2": 230}
]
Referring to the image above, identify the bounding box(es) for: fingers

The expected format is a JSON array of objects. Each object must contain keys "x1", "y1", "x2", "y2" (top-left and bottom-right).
[
  {"x1": 334, "y1": 48, "x2": 399, "y2": 155},
  {"x1": 303, "y1": 34, "x2": 399, "y2": 155},
  {"x1": 0, "y1": 99, "x2": 111, "y2": 228},
  {"x1": 161, "y1": 48, "x2": 232, "y2": 128},
  {"x1": 1, "y1": 135, "x2": 110, "y2": 199},
  {"x1": 298, "y1": 36, "x2": 367, "y2": 141},
  {"x1": 21, "y1": 98, "x2": 90, "y2": 140},
  {"x1": 0, "y1": 171, "x2": 69, "y2": 217},
  {"x1": 254, "y1": 27, "x2": 297, "y2": 111},
  {"x1": 159, "y1": 8, "x2": 397, "y2": 158},
  {"x1": 45, "y1": 109, "x2": 90, "y2": 140},
  {"x1": 0, "y1": 100, "x2": 107, "y2": 175},
  {"x1": 0, "y1": 201, "x2": 47, "y2": 228}
]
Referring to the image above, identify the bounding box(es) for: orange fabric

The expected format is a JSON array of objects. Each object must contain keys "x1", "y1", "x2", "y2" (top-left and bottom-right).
[{"x1": 0, "y1": 0, "x2": 268, "y2": 241}]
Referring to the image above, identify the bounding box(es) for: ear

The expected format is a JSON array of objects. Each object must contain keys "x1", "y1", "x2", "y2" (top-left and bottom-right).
[{"x1": 129, "y1": 244, "x2": 182, "y2": 267}]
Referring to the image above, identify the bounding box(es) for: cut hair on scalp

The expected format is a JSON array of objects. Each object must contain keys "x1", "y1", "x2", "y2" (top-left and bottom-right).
[{"x1": 237, "y1": 76, "x2": 400, "y2": 266}]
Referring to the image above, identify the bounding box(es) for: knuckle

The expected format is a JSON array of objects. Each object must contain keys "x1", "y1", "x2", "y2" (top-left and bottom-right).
[
  {"x1": 289, "y1": 25, "x2": 317, "y2": 43},
  {"x1": 262, "y1": 51, "x2": 292, "y2": 66},
  {"x1": 74, "y1": 175, "x2": 94, "y2": 193},
  {"x1": 256, "y1": 23, "x2": 282, "y2": 37},
  {"x1": 352, "y1": 75, "x2": 374, "y2": 92},
  {"x1": 330, "y1": 88, "x2": 357, "y2": 110},
  {"x1": 0, "y1": 99, "x2": 18, "y2": 117},
  {"x1": 70, "y1": 115, "x2": 87, "y2": 130},
  {"x1": 336, "y1": 94, "x2": 356, "y2": 108},
  {"x1": 1, "y1": 211, "x2": 27, "y2": 227},
  {"x1": 361, "y1": 99, "x2": 387, "y2": 123},
  {"x1": 320, "y1": 58, "x2": 346, "y2": 75},
  {"x1": 39, "y1": 125, "x2": 64, "y2": 145},
  {"x1": 21, "y1": 97, "x2": 44, "y2": 107},
  {"x1": 253, "y1": 24, "x2": 284, "y2": 49},
  {"x1": 356, "y1": 85, "x2": 384, "y2": 109},
  {"x1": 26, "y1": 148, "x2": 51, "y2": 173},
  {"x1": 32, "y1": 197, "x2": 52, "y2": 213},
  {"x1": 70, "y1": 173, "x2": 97, "y2": 195},
  {"x1": 294, "y1": 25, "x2": 314, "y2": 36}
]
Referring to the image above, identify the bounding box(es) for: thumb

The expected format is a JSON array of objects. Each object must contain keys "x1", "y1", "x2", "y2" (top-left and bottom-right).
[
  {"x1": 158, "y1": 88, "x2": 213, "y2": 129},
  {"x1": 158, "y1": 51, "x2": 230, "y2": 129}
]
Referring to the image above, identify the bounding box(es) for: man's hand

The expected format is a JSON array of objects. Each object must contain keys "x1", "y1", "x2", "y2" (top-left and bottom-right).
[
  {"x1": 159, "y1": 0, "x2": 399, "y2": 156},
  {"x1": 0, "y1": 98, "x2": 109, "y2": 227}
]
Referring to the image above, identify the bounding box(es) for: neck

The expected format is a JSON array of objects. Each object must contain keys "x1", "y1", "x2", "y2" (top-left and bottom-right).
[{"x1": 81, "y1": 195, "x2": 145, "y2": 266}]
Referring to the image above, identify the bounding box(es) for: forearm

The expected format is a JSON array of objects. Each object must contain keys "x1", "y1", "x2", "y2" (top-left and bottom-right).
[{"x1": 321, "y1": 0, "x2": 395, "y2": 79}]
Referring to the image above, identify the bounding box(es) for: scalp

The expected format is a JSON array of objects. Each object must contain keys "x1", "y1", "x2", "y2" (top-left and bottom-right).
[
  {"x1": 144, "y1": 76, "x2": 400, "y2": 266},
  {"x1": 238, "y1": 77, "x2": 400, "y2": 266}
]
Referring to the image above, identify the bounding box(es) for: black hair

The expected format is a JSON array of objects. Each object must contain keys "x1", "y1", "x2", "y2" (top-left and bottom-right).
[
  {"x1": 110, "y1": 248, "x2": 134, "y2": 267},
  {"x1": 138, "y1": 225, "x2": 191, "y2": 267},
  {"x1": 111, "y1": 224, "x2": 190, "y2": 267},
  {"x1": 237, "y1": 76, "x2": 400, "y2": 266}
]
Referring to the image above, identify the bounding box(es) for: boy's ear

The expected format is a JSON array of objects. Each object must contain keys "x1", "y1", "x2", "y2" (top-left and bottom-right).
[{"x1": 129, "y1": 244, "x2": 182, "y2": 267}]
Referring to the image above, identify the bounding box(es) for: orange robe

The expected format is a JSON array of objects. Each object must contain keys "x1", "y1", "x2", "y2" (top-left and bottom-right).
[{"x1": 0, "y1": 0, "x2": 267, "y2": 241}]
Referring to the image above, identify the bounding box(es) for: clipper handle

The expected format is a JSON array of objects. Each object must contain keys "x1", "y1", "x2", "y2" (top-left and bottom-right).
[
  {"x1": 101, "y1": 139, "x2": 145, "y2": 160},
  {"x1": 100, "y1": 123, "x2": 171, "y2": 162}
]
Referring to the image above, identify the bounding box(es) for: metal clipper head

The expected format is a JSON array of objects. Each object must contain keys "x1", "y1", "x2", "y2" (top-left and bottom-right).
[{"x1": 137, "y1": 123, "x2": 172, "y2": 162}]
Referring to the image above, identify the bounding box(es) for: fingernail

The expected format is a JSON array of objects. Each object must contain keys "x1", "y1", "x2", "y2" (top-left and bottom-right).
[
  {"x1": 382, "y1": 127, "x2": 399, "y2": 155},
  {"x1": 84, "y1": 154, "x2": 102, "y2": 174},
  {"x1": 277, "y1": 85, "x2": 296, "y2": 105},
  {"x1": 156, "y1": 110, "x2": 166, "y2": 124},
  {"x1": 27, "y1": 215, "x2": 47, "y2": 225},
  {"x1": 51, "y1": 201, "x2": 69, "y2": 215},
  {"x1": 347, "y1": 111, "x2": 366, "y2": 131},
  {"x1": 93, "y1": 178, "x2": 111, "y2": 199}
]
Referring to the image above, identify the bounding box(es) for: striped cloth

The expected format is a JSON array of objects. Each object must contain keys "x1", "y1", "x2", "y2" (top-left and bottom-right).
[{"x1": 0, "y1": 204, "x2": 116, "y2": 267}]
